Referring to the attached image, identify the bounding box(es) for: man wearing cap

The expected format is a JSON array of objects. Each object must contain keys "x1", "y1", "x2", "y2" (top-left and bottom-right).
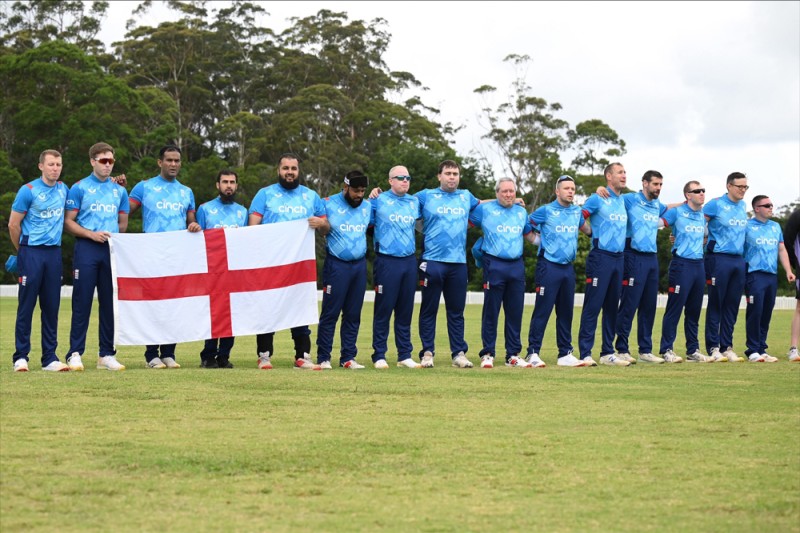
[
  {"x1": 703, "y1": 172, "x2": 749, "y2": 362},
  {"x1": 469, "y1": 177, "x2": 534, "y2": 369},
  {"x1": 316, "y1": 171, "x2": 372, "y2": 370},
  {"x1": 196, "y1": 169, "x2": 248, "y2": 369},
  {"x1": 369, "y1": 165, "x2": 422, "y2": 369},
  {"x1": 248, "y1": 153, "x2": 330, "y2": 370}
]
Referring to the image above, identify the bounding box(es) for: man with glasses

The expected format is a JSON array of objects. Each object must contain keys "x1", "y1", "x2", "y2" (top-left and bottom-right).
[
  {"x1": 703, "y1": 172, "x2": 749, "y2": 362},
  {"x1": 742, "y1": 196, "x2": 795, "y2": 362},
  {"x1": 63, "y1": 142, "x2": 130, "y2": 372},
  {"x1": 129, "y1": 145, "x2": 202, "y2": 369},
  {"x1": 658, "y1": 181, "x2": 709, "y2": 362},
  {"x1": 369, "y1": 165, "x2": 422, "y2": 369}
]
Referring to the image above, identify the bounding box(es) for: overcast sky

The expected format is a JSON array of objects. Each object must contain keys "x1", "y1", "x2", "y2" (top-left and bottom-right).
[{"x1": 99, "y1": 1, "x2": 800, "y2": 209}]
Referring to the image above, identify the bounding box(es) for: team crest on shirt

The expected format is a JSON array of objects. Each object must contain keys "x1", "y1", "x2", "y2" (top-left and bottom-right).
[
  {"x1": 180, "y1": 189, "x2": 187, "y2": 198},
  {"x1": 302, "y1": 193, "x2": 308, "y2": 201},
  {"x1": 112, "y1": 188, "x2": 119, "y2": 198}
]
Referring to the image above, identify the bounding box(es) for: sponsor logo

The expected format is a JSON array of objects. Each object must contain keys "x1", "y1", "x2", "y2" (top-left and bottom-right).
[
  {"x1": 756, "y1": 237, "x2": 778, "y2": 245},
  {"x1": 153, "y1": 186, "x2": 162, "y2": 192},
  {"x1": 337, "y1": 208, "x2": 347, "y2": 214},
  {"x1": 37, "y1": 193, "x2": 47, "y2": 201},
  {"x1": 89, "y1": 202, "x2": 117, "y2": 213},
  {"x1": 156, "y1": 201, "x2": 183, "y2": 211},
  {"x1": 555, "y1": 224, "x2": 578, "y2": 233},
  {"x1": 39, "y1": 207, "x2": 63, "y2": 219},
  {"x1": 209, "y1": 208, "x2": 218, "y2": 215},
  {"x1": 496, "y1": 224, "x2": 522, "y2": 233},
  {"x1": 685, "y1": 225, "x2": 705, "y2": 233},
  {"x1": 88, "y1": 187, "x2": 97, "y2": 194},
  {"x1": 642, "y1": 213, "x2": 659, "y2": 223},
  {"x1": 339, "y1": 223, "x2": 366, "y2": 232},
  {"x1": 419, "y1": 261, "x2": 427, "y2": 272},
  {"x1": 212, "y1": 223, "x2": 240, "y2": 229},
  {"x1": 608, "y1": 213, "x2": 628, "y2": 221},
  {"x1": 436, "y1": 206, "x2": 465, "y2": 215},
  {"x1": 728, "y1": 218, "x2": 747, "y2": 227},
  {"x1": 278, "y1": 205, "x2": 307, "y2": 214},
  {"x1": 389, "y1": 213, "x2": 415, "y2": 224}
]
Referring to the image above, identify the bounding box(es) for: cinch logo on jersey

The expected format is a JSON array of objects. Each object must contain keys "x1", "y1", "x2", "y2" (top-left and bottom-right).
[
  {"x1": 685, "y1": 225, "x2": 705, "y2": 233},
  {"x1": 729, "y1": 219, "x2": 747, "y2": 227},
  {"x1": 339, "y1": 223, "x2": 367, "y2": 232},
  {"x1": 496, "y1": 224, "x2": 523, "y2": 233},
  {"x1": 609, "y1": 213, "x2": 628, "y2": 221},
  {"x1": 212, "y1": 223, "x2": 241, "y2": 229},
  {"x1": 756, "y1": 237, "x2": 778, "y2": 245},
  {"x1": 156, "y1": 200, "x2": 184, "y2": 211},
  {"x1": 555, "y1": 224, "x2": 578, "y2": 233},
  {"x1": 39, "y1": 207, "x2": 63, "y2": 219},
  {"x1": 89, "y1": 201, "x2": 117, "y2": 213},
  {"x1": 279, "y1": 205, "x2": 307, "y2": 215},
  {"x1": 642, "y1": 213, "x2": 659, "y2": 223},
  {"x1": 437, "y1": 205, "x2": 465, "y2": 216},
  {"x1": 389, "y1": 213, "x2": 415, "y2": 224}
]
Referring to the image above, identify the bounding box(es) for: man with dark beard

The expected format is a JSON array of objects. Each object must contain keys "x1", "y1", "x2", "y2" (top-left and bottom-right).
[
  {"x1": 196, "y1": 170, "x2": 248, "y2": 369},
  {"x1": 315, "y1": 171, "x2": 372, "y2": 369},
  {"x1": 248, "y1": 153, "x2": 330, "y2": 370}
]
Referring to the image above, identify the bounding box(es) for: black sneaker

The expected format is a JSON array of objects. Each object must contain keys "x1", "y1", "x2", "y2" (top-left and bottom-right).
[
  {"x1": 217, "y1": 358, "x2": 233, "y2": 369},
  {"x1": 201, "y1": 359, "x2": 219, "y2": 369}
]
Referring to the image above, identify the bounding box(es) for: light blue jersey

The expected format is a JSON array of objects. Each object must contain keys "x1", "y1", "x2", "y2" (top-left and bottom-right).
[
  {"x1": 66, "y1": 173, "x2": 129, "y2": 233},
  {"x1": 582, "y1": 189, "x2": 627, "y2": 252},
  {"x1": 130, "y1": 176, "x2": 195, "y2": 233},
  {"x1": 416, "y1": 188, "x2": 480, "y2": 263},
  {"x1": 744, "y1": 219, "x2": 783, "y2": 274},
  {"x1": 324, "y1": 192, "x2": 372, "y2": 261},
  {"x1": 196, "y1": 197, "x2": 248, "y2": 229},
  {"x1": 529, "y1": 201, "x2": 585, "y2": 264},
  {"x1": 12, "y1": 178, "x2": 69, "y2": 246},
  {"x1": 249, "y1": 183, "x2": 326, "y2": 224},
  {"x1": 704, "y1": 195, "x2": 747, "y2": 255},
  {"x1": 662, "y1": 203, "x2": 706, "y2": 260},
  {"x1": 371, "y1": 190, "x2": 420, "y2": 257},
  {"x1": 469, "y1": 200, "x2": 531, "y2": 260},
  {"x1": 623, "y1": 191, "x2": 667, "y2": 253}
]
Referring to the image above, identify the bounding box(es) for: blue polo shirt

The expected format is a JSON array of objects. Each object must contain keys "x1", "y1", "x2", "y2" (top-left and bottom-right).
[
  {"x1": 12, "y1": 178, "x2": 69, "y2": 246},
  {"x1": 529, "y1": 201, "x2": 585, "y2": 264},
  {"x1": 704, "y1": 194, "x2": 747, "y2": 255}
]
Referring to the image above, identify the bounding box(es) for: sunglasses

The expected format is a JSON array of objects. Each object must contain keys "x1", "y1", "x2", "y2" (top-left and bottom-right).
[
  {"x1": 688, "y1": 188, "x2": 706, "y2": 194},
  {"x1": 392, "y1": 175, "x2": 411, "y2": 181},
  {"x1": 93, "y1": 157, "x2": 115, "y2": 165},
  {"x1": 557, "y1": 175, "x2": 574, "y2": 183},
  {"x1": 756, "y1": 203, "x2": 773, "y2": 209}
]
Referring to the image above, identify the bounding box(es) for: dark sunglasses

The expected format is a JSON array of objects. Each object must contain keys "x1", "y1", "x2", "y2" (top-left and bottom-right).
[
  {"x1": 688, "y1": 188, "x2": 706, "y2": 194},
  {"x1": 93, "y1": 157, "x2": 115, "y2": 165},
  {"x1": 756, "y1": 203, "x2": 773, "y2": 209},
  {"x1": 392, "y1": 175, "x2": 411, "y2": 181}
]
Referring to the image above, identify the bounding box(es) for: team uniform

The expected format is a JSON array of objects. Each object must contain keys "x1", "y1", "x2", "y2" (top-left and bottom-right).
[
  {"x1": 703, "y1": 195, "x2": 747, "y2": 354},
  {"x1": 370, "y1": 191, "x2": 421, "y2": 364},
  {"x1": 614, "y1": 192, "x2": 668, "y2": 356},
  {"x1": 11, "y1": 178, "x2": 69, "y2": 368},
  {"x1": 196, "y1": 196, "x2": 248, "y2": 367},
  {"x1": 64, "y1": 174, "x2": 129, "y2": 361},
  {"x1": 659, "y1": 204, "x2": 706, "y2": 356},
  {"x1": 579, "y1": 190, "x2": 628, "y2": 361},
  {"x1": 316, "y1": 193, "x2": 372, "y2": 366},
  {"x1": 130, "y1": 175, "x2": 196, "y2": 364},
  {"x1": 416, "y1": 187, "x2": 480, "y2": 360},
  {"x1": 743, "y1": 218, "x2": 783, "y2": 358},
  {"x1": 249, "y1": 183, "x2": 326, "y2": 361},
  {"x1": 527, "y1": 201, "x2": 586, "y2": 359},
  {"x1": 469, "y1": 200, "x2": 532, "y2": 362}
]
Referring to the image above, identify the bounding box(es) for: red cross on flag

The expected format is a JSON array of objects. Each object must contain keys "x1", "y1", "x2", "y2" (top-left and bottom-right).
[{"x1": 110, "y1": 220, "x2": 319, "y2": 345}]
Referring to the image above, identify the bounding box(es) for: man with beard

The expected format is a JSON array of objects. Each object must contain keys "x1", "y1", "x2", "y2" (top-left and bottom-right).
[
  {"x1": 129, "y1": 145, "x2": 202, "y2": 369},
  {"x1": 196, "y1": 170, "x2": 248, "y2": 369},
  {"x1": 63, "y1": 142, "x2": 129, "y2": 372},
  {"x1": 248, "y1": 153, "x2": 330, "y2": 370},
  {"x1": 316, "y1": 171, "x2": 372, "y2": 369}
]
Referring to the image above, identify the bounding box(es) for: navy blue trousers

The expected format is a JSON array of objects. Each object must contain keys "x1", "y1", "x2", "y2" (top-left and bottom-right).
[
  {"x1": 13, "y1": 245, "x2": 62, "y2": 366},
  {"x1": 744, "y1": 271, "x2": 777, "y2": 356},
  {"x1": 256, "y1": 326, "x2": 311, "y2": 359},
  {"x1": 145, "y1": 343, "x2": 177, "y2": 362},
  {"x1": 579, "y1": 249, "x2": 624, "y2": 359},
  {"x1": 614, "y1": 251, "x2": 659, "y2": 354},
  {"x1": 527, "y1": 258, "x2": 575, "y2": 357},
  {"x1": 418, "y1": 260, "x2": 468, "y2": 357},
  {"x1": 201, "y1": 337, "x2": 235, "y2": 361},
  {"x1": 479, "y1": 254, "x2": 525, "y2": 359},
  {"x1": 371, "y1": 254, "x2": 417, "y2": 362},
  {"x1": 66, "y1": 239, "x2": 115, "y2": 358},
  {"x1": 316, "y1": 255, "x2": 367, "y2": 364},
  {"x1": 704, "y1": 253, "x2": 745, "y2": 352},
  {"x1": 659, "y1": 256, "x2": 705, "y2": 354}
]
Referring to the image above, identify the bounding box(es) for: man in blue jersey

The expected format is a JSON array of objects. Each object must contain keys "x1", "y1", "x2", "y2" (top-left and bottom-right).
[
  {"x1": 416, "y1": 160, "x2": 481, "y2": 368},
  {"x1": 9, "y1": 150, "x2": 70, "y2": 372},
  {"x1": 704, "y1": 172, "x2": 748, "y2": 362},
  {"x1": 578, "y1": 162, "x2": 631, "y2": 366},
  {"x1": 196, "y1": 170, "x2": 248, "y2": 369},
  {"x1": 470, "y1": 178, "x2": 535, "y2": 369},
  {"x1": 316, "y1": 171, "x2": 372, "y2": 370},
  {"x1": 743, "y1": 195, "x2": 795, "y2": 363},
  {"x1": 129, "y1": 145, "x2": 202, "y2": 369},
  {"x1": 248, "y1": 153, "x2": 330, "y2": 370},
  {"x1": 526, "y1": 175, "x2": 591, "y2": 367},
  {"x1": 370, "y1": 165, "x2": 422, "y2": 369},
  {"x1": 63, "y1": 142, "x2": 129, "y2": 372},
  {"x1": 658, "y1": 181, "x2": 710, "y2": 363}
]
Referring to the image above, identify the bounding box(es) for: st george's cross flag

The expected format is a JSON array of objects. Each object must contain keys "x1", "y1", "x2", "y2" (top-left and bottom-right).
[{"x1": 109, "y1": 219, "x2": 319, "y2": 345}]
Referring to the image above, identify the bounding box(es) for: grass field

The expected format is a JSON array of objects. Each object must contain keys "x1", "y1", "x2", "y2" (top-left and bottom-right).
[{"x1": 1, "y1": 297, "x2": 798, "y2": 532}]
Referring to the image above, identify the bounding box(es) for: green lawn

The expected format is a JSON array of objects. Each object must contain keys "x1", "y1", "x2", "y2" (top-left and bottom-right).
[{"x1": 1, "y1": 298, "x2": 798, "y2": 532}]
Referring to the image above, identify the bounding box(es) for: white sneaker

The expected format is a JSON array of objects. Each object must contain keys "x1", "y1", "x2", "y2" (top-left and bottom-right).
[
  {"x1": 97, "y1": 355, "x2": 125, "y2": 371},
  {"x1": 147, "y1": 357, "x2": 167, "y2": 369},
  {"x1": 788, "y1": 347, "x2": 800, "y2": 362},
  {"x1": 420, "y1": 351, "x2": 434, "y2": 368},
  {"x1": 374, "y1": 359, "x2": 389, "y2": 369},
  {"x1": 258, "y1": 351, "x2": 273, "y2": 370},
  {"x1": 452, "y1": 352, "x2": 473, "y2": 368},
  {"x1": 638, "y1": 353, "x2": 665, "y2": 364},
  {"x1": 747, "y1": 353, "x2": 765, "y2": 363},
  {"x1": 599, "y1": 354, "x2": 630, "y2": 367},
  {"x1": 505, "y1": 355, "x2": 532, "y2": 368},
  {"x1": 43, "y1": 360, "x2": 69, "y2": 372},
  {"x1": 557, "y1": 354, "x2": 587, "y2": 367},
  {"x1": 295, "y1": 355, "x2": 321, "y2": 370},
  {"x1": 616, "y1": 352, "x2": 636, "y2": 364},
  {"x1": 13, "y1": 359, "x2": 29, "y2": 372},
  {"x1": 525, "y1": 353, "x2": 546, "y2": 368},
  {"x1": 480, "y1": 355, "x2": 494, "y2": 369},
  {"x1": 67, "y1": 353, "x2": 84, "y2": 371},
  {"x1": 581, "y1": 356, "x2": 598, "y2": 367},
  {"x1": 709, "y1": 347, "x2": 726, "y2": 363},
  {"x1": 724, "y1": 348, "x2": 743, "y2": 363},
  {"x1": 761, "y1": 352, "x2": 778, "y2": 363},
  {"x1": 161, "y1": 357, "x2": 181, "y2": 368},
  {"x1": 686, "y1": 351, "x2": 711, "y2": 363},
  {"x1": 662, "y1": 350, "x2": 683, "y2": 363},
  {"x1": 397, "y1": 358, "x2": 421, "y2": 369},
  {"x1": 342, "y1": 360, "x2": 365, "y2": 369},
  {"x1": 319, "y1": 360, "x2": 333, "y2": 370}
]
